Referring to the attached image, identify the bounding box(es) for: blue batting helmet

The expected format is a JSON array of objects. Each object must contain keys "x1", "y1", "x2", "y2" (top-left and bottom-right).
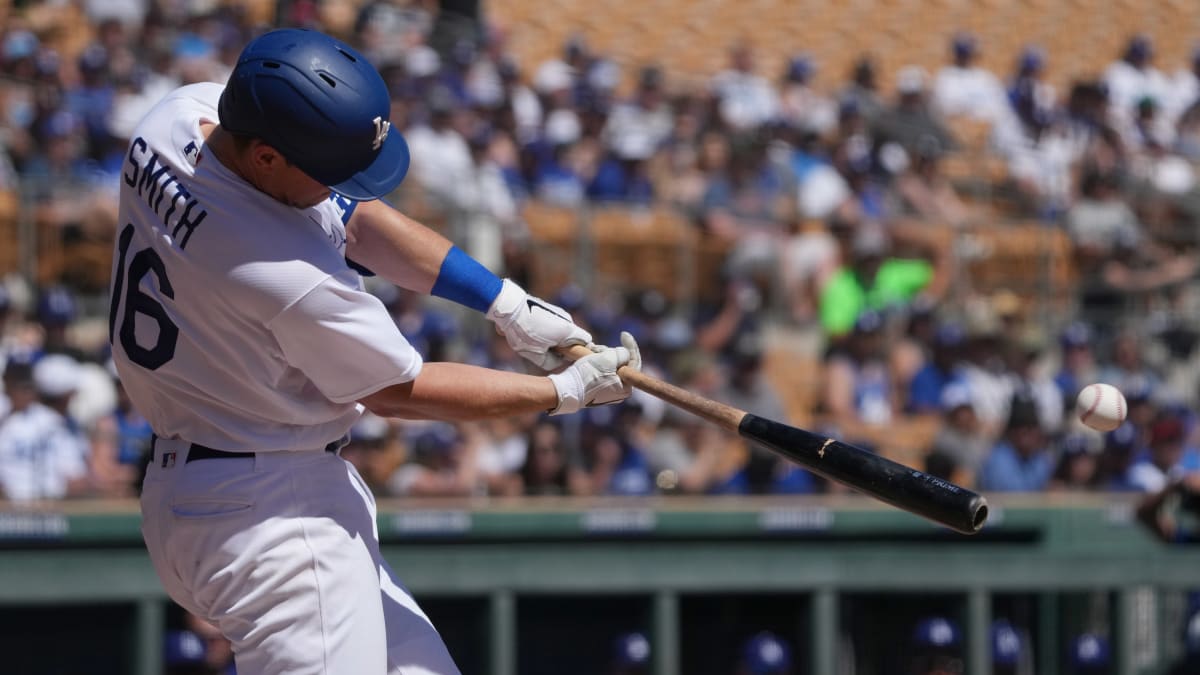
[{"x1": 218, "y1": 28, "x2": 409, "y2": 200}]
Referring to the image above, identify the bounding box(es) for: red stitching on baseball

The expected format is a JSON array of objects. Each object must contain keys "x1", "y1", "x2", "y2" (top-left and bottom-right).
[{"x1": 1081, "y1": 384, "x2": 1103, "y2": 424}]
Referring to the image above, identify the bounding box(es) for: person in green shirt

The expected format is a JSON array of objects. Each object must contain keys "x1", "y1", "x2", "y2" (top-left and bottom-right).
[{"x1": 819, "y1": 223, "x2": 936, "y2": 336}]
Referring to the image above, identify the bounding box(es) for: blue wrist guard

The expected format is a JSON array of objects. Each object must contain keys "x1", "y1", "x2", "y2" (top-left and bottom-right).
[{"x1": 430, "y1": 246, "x2": 503, "y2": 313}]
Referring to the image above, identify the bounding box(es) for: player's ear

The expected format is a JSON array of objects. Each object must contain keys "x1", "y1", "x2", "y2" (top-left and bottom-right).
[{"x1": 248, "y1": 141, "x2": 286, "y2": 172}]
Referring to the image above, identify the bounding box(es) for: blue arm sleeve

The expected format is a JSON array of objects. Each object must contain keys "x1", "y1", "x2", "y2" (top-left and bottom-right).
[{"x1": 430, "y1": 245, "x2": 504, "y2": 313}]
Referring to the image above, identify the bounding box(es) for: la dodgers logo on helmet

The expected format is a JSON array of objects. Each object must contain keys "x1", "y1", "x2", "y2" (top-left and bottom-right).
[{"x1": 372, "y1": 116, "x2": 390, "y2": 151}]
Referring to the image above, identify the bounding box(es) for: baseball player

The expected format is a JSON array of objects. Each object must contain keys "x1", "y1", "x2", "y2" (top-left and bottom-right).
[{"x1": 110, "y1": 28, "x2": 640, "y2": 675}]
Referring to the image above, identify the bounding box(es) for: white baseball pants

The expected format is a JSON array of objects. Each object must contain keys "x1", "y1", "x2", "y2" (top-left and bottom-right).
[{"x1": 140, "y1": 438, "x2": 461, "y2": 675}]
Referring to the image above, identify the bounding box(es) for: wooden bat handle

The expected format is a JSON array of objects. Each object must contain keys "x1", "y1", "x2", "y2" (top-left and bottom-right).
[{"x1": 562, "y1": 344, "x2": 746, "y2": 430}]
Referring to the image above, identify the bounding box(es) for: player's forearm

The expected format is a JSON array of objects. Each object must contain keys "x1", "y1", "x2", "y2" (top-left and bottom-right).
[
  {"x1": 360, "y1": 362, "x2": 558, "y2": 421},
  {"x1": 344, "y1": 199, "x2": 453, "y2": 292}
]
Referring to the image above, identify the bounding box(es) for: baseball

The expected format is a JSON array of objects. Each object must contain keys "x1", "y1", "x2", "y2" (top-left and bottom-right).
[{"x1": 1075, "y1": 383, "x2": 1127, "y2": 432}]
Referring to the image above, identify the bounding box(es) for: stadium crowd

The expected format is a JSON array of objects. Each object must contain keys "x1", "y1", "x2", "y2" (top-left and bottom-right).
[{"x1": 3, "y1": 0, "x2": 1200, "y2": 529}]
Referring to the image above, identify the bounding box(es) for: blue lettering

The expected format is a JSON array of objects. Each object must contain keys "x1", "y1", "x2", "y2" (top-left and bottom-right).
[{"x1": 124, "y1": 137, "x2": 147, "y2": 187}]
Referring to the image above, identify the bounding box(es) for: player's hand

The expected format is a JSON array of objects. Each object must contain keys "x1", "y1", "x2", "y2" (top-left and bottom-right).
[
  {"x1": 486, "y1": 279, "x2": 592, "y2": 371},
  {"x1": 547, "y1": 332, "x2": 641, "y2": 415}
]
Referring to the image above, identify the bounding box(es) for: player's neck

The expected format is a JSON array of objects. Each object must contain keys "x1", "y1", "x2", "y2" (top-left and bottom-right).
[{"x1": 204, "y1": 126, "x2": 258, "y2": 187}]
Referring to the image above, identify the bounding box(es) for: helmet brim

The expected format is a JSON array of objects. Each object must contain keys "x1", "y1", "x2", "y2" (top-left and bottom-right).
[{"x1": 326, "y1": 129, "x2": 410, "y2": 201}]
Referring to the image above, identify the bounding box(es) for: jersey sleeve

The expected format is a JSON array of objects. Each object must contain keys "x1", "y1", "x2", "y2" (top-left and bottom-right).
[{"x1": 269, "y1": 275, "x2": 423, "y2": 404}]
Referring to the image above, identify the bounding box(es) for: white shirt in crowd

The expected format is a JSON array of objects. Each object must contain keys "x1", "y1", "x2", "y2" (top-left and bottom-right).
[
  {"x1": 933, "y1": 65, "x2": 1007, "y2": 118},
  {"x1": 603, "y1": 102, "x2": 673, "y2": 161},
  {"x1": 1104, "y1": 60, "x2": 1172, "y2": 121},
  {"x1": 405, "y1": 124, "x2": 475, "y2": 204},
  {"x1": 0, "y1": 402, "x2": 88, "y2": 501},
  {"x1": 712, "y1": 69, "x2": 778, "y2": 131}
]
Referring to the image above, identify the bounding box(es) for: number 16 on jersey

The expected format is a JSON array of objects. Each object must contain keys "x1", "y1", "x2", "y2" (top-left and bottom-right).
[{"x1": 110, "y1": 223, "x2": 179, "y2": 370}]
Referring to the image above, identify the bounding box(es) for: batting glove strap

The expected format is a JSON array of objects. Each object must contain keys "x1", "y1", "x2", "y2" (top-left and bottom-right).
[
  {"x1": 546, "y1": 342, "x2": 634, "y2": 416},
  {"x1": 486, "y1": 279, "x2": 593, "y2": 371}
]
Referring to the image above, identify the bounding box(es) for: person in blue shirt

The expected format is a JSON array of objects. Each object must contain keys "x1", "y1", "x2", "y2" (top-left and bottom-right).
[
  {"x1": 908, "y1": 322, "x2": 967, "y2": 414},
  {"x1": 979, "y1": 392, "x2": 1054, "y2": 492}
]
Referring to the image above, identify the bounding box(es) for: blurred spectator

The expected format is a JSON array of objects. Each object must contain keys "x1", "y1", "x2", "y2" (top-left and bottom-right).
[
  {"x1": 1063, "y1": 169, "x2": 1199, "y2": 304},
  {"x1": 700, "y1": 142, "x2": 789, "y2": 281},
  {"x1": 86, "y1": 360, "x2": 147, "y2": 497},
  {"x1": 872, "y1": 65, "x2": 958, "y2": 157},
  {"x1": 0, "y1": 357, "x2": 89, "y2": 501},
  {"x1": 779, "y1": 217, "x2": 839, "y2": 325},
  {"x1": 1105, "y1": 35, "x2": 1171, "y2": 126},
  {"x1": 960, "y1": 309, "x2": 1016, "y2": 440},
  {"x1": 716, "y1": 331, "x2": 811, "y2": 493},
  {"x1": 932, "y1": 32, "x2": 1013, "y2": 130},
  {"x1": 1006, "y1": 329, "x2": 1063, "y2": 435},
  {"x1": 1098, "y1": 330, "x2": 1163, "y2": 399},
  {"x1": 1007, "y1": 46, "x2": 1056, "y2": 141},
  {"x1": 1069, "y1": 633, "x2": 1111, "y2": 675},
  {"x1": 1003, "y1": 109, "x2": 1083, "y2": 218},
  {"x1": 910, "y1": 616, "x2": 963, "y2": 675},
  {"x1": 388, "y1": 422, "x2": 482, "y2": 497},
  {"x1": 819, "y1": 224, "x2": 936, "y2": 337},
  {"x1": 893, "y1": 140, "x2": 969, "y2": 226},
  {"x1": 578, "y1": 403, "x2": 655, "y2": 496},
  {"x1": 823, "y1": 310, "x2": 896, "y2": 445},
  {"x1": 476, "y1": 415, "x2": 533, "y2": 496},
  {"x1": 519, "y1": 418, "x2": 586, "y2": 496},
  {"x1": 1048, "y1": 431, "x2": 1104, "y2": 491},
  {"x1": 927, "y1": 382, "x2": 990, "y2": 485},
  {"x1": 777, "y1": 54, "x2": 836, "y2": 135},
  {"x1": 1054, "y1": 322, "x2": 1099, "y2": 411},
  {"x1": 1097, "y1": 422, "x2": 1144, "y2": 491},
  {"x1": 372, "y1": 283, "x2": 461, "y2": 363},
  {"x1": 1137, "y1": 469, "x2": 1200, "y2": 543},
  {"x1": 339, "y1": 413, "x2": 406, "y2": 495},
  {"x1": 978, "y1": 391, "x2": 1054, "y2": 492},
  {"x1": 839, "y1": 55, "x2": 884, "y2": 122},
  {"x1": 991, "y1": 619, "x2": 1024, "y2": 675},
  {"x1": 909, "y1": 322, "x2": 967, "y2": 415},
  {"x1": 1127, "y1": 412, "x2": 1200, "y2": 493},
  {"x1": 603, "y1": 65, "x2": 672, "y2": 165},
  {"x1": 35, "y1": 285, "x2": 85, "y2": 360},
  {"x1": 1168, "y1": 48, "x2": 1200, "y2": 124},
  {"x1": 712, "y1": 42, "x2": 778, "y2": 132},
  {"x1": 737, "y1": 631, "x2": 792, "y2": 675},
  {"x1": 459, "y1": 127, "x2": 524, "y2": 274},
  {"x1": 1124, "y1": 376, "x2": 1161, "y2": 440},
  {"x1": 645, "y1": 351, "x2": 733, "y2": 495},
  {"x1": 405, "y1": 86, "x2": 473, "y2": 207},
  {"x1": 608, "y1": 631, "x2": 651, "y2": 675}
]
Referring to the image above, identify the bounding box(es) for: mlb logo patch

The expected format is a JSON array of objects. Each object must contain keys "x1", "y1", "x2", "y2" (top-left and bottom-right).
[{"x1": 161, "y1": 452, "x2": 176, "y2": 468}]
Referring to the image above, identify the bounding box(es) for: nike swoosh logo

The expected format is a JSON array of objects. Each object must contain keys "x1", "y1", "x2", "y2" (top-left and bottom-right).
[{"x1": 526, "y1": 298, "x2": 570, "y2": 321}]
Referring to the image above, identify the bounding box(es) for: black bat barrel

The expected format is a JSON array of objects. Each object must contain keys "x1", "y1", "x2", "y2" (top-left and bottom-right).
[{"x1": 738, "y1": 414, "x2": 989, "y2": 534}]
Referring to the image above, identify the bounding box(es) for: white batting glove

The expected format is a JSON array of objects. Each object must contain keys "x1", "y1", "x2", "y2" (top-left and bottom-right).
[
  {"x1": 547, "y1": 332, "x2": 642, "y2": 415},
  {"x1": 486, "y1": 279, "x2": 593, "y2": 371}
]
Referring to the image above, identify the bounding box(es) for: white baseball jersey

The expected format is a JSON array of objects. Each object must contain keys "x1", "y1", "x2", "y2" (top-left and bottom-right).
[
  {"x1": 110, "y1": 83, "x2": 422, "y2": 452},
  {"x1": 0, "y1": 403, "x2": 88, "y2": 501}
]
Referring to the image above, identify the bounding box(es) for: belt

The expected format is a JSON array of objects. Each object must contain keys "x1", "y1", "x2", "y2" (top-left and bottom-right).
[
  {"x1": 152, "y1": 435, "x2": 341, "y2": 464},
  {"x1": 186, "y1": 445, "x2": 257, "y2": 463}
]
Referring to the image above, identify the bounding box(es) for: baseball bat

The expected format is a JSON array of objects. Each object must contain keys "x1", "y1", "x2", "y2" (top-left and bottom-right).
[{"x1": 564, "y1": 345, "x2": 988, "y2": 534}]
